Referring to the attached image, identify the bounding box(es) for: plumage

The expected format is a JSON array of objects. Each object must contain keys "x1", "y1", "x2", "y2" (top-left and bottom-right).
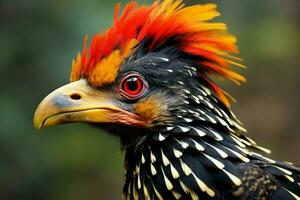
[
  {"x1": 70, "y1": 0, "x2": 246, "y2": 106},
  {"x1": 34, "y1": 0, "x2": 300, "y2": 199}
]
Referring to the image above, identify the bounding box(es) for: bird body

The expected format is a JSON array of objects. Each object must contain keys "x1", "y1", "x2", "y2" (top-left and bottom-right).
[{"x1": 34, "y1": 0, "x2": 300, "y2": 199}]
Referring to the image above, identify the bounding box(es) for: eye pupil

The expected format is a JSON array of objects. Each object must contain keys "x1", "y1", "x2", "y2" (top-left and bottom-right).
[{"x1": 127, "y1": 78, "x2": 139, "y2": 91}]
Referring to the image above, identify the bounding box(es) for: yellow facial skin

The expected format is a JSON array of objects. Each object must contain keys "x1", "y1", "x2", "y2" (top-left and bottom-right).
[{"x1": 34, "y1": 79, "x2": 146, "y2": 130}]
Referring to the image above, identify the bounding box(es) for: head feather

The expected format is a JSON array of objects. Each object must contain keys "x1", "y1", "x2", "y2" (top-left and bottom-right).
[{"x1": 70, "y1": 0, "x2": 246, "y2": 106}]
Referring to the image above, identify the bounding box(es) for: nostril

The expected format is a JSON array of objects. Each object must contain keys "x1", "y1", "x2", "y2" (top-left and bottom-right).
[{"x1": 70, "y1": 93, "x2": 82, "y2": 100}]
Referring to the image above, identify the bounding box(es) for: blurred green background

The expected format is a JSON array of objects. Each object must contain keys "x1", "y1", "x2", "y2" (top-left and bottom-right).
[{"x1": 0, "y1": 0, "x2": 299, "y2": 199}]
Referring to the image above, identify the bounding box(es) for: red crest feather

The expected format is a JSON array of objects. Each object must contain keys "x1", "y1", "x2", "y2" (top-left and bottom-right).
[{"x1": 70, "y1": 0, "x2": 246, "y2": 107}]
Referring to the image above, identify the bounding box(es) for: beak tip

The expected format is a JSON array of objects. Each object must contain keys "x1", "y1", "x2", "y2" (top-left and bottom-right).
[
  {"x1": 34, "y1": 123, "x2": 42, "y2": 130},
  {"x1": 33, "y1": 119, "x2": 42, "y2": 131},
  {"x1": 33, "y1": 109, "x2": 45, "y2": 130}
]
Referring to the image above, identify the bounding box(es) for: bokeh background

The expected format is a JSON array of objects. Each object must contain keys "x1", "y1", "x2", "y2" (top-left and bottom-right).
[{"x1": 0, "y1": 0, "x2": 299, "y2": 199}]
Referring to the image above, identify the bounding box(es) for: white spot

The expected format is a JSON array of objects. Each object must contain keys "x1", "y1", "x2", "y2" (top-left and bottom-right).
[
  {"x1": 230, "y1": 135, "x2": 246, "y2": 148},
  {"x1": 192, "y1": 95, "x2": 199, "y2": 101},
  {"x1": 161, "y1": 167, "x2": 173, "y2": 190},
  {"x1": 137, "y1": 173, "x2": 141, "y2": 189},
  {"x1": 272, "y1": 166, "x2": 292, "y2": 176},
  {"x1": 166, "y1": 69, "x2": 173, "y2": 73},
  {"x1": 194, "y1": 99, "x2": 200, "y2": 104},
  {"x1": 197, "y1": 88, "x2": 207, "y2": 96},
  {"x1": 214, "y1": 108, "x2": 223, "y2": 117},
  {"x1": 178, "y1": 126, "x2": 190, "y2": 132},
  {"x1": 182, "y1": 89, "x2": 191, "y2": 94},
  {"x1": 220, "y1": 110, "x2": 233, "y2": 125},
  {"x1": 183, "y1": 100, "x2": 190, "y2": 104},
  {"x1": 224, "y1": 147, "x2": 250, "y2": 163},
  {"x1": 141, "y1": 153, "x2": 145, "y2": 164},
  {"x1": 192, "y1": 111, "x2": 199, "y2": 116},
  {"x1": 175, "y1": 139, "x2": 189, "y2": 149},
  {"x1": 283, "y1": 187, "x2": 300, "y2": 200},
  {"x1": 245, "y1": 136, "x2": 257, "y2": 145},
  {"x1": 191, "y1": 139, "x2": 205, "y2": 151},
  {"x1": 150, "y1": 151, "x2": 156, "y2": 163},
  {"x1": 166, "y1": 126, "x2": 174, "y2": 131},
  {"x1": 161, "y1": 149, "x2": 170, "y2": 166},
  {"x1": 198, "y1": 109, "x2": 205, "y2": 115},
  {"x1": 187, "y1": 109, "x2": 195, "y2": 114},
  {"x1": 197, "y1": 116, "x2": 206, "y2": 121},
  {"x1": 170, "y1": 163, "x2": 180, "y2": 179},
  {"x1": 197, "y1": 95, "x2": 204, "y2": 100},
  {"x1": 192, "y1": 173, "x2": 215, "y2": 197},
  {"x1": 239, "y1": 138, "x2": 252, "y2": 146},
  {"x1": 222, "y1": 169, "x2": 242, "y2": 186},
  {"x1": 231, "y1": 120, "x2": 247, "y2": 132},
  {"x1": 127, "y1": 181, "x2": 131, "y2": 195},
  {"x1": 180, "y1": 159, "x2": 192, "y2": 176},
  {"x1": 183, "y1": 118, "x2": 193, "y2": 123},
  {"x1": 206, "y1": 115, "x2": 217, "y2": 124},
  {"x1": 143, "y1": 185, "x2": 150, "y2": 200},
  {"x1": 177, "y1": 81, "x2": 184, "y2": 85},
  {"x1": 254, "y1": 145, "x2": 272, "y2": 154},
  {"x1": 151, "y1": 163, "x2": 157, "y2": 175},
  {"x1": 158, "y1": 133, "x2": 166, "y2": 141},
  {"x1": 173, "y1": 148, "x2": 183, "y2": 158},
  {"x1": 284, "y1": 175, "x2": 294, "y2": 182},
  {"x1": 235, "y1": 145, "x2": 250, "y2": 155},
  {"x1": 204, "y1": 99, "x2": 214, "y2": 109},
  {"x1": 192, "y1": 173, "x2": 207, "y2": 192},
  {"x1": 201, "y1": 86, "x2": 212, "y2": 95},
  {"x1": 158, "y1": 57, "x2": 169, "y2": 62},
  {"x1": 216, "y1": 116, "x2": 228, "y2": 127},
  {"x1": 210, "y1": 129, "x2": 223, "y2": 141},
  {"x1": 135, "y1": 165, "x2": 140, "y2": 174},
  {"x1": 204, "y1": 154, "x2": 225, "y2": 169},
  {"x1": 204, "y1": 142, "x2": 228, "y2": 158},
  {"x1": 190, "y1": 191, "x2": 199, "y2": 200},
  {"x1": 229, "y1": 110, "x2": 238, "y2": 120},
  {"x1": 179, "y1": 180, "x2": 189, "y2": 194},
  {"x1": 172, "y1": 191, "x2": 182, "y2": 199},
  {"x1": 192, "y1": 127, "x2": 206, "y2": 137},
  {"x1": 152, "y1": 184, "x2": 163, "y2": 200}
]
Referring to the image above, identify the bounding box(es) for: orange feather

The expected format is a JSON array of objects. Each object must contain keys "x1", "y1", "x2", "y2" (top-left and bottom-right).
[{"x1": 70, "y1": 0, "x2": 246, "y2": 106}]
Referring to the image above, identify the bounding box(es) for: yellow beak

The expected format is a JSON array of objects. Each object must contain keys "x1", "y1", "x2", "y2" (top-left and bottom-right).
[{"x1": 34, "y1": 79, "x2": 141, "y2": 129}]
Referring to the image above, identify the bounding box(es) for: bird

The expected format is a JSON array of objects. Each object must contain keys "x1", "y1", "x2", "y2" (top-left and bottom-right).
[{"x1": 34, "y1": 0, "x2": 300, "y2": 199}]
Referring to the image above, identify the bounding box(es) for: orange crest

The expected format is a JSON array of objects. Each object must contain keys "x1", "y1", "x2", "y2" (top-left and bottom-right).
[{"x1": 70, "y1": 0, "x2": 246, "y2": 106}]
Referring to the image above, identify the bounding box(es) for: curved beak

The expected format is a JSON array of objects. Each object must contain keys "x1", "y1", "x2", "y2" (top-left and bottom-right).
[{"x1": 34, "y1": 79, "x2": 141, "y2": 130}]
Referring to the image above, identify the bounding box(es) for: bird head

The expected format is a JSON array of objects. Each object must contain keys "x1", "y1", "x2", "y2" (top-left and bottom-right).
[{"x1": 34, "y1": 0, "x2": 245, "y2": 146}]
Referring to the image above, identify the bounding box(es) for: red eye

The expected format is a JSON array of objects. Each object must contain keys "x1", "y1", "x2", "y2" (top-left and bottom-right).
[{"x1": 120, "y1": 74, "x2": 147, "y2": 99}]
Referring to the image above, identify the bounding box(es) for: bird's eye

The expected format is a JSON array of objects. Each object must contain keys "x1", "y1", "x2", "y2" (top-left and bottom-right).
[{"x1": 119, "y1": 74, "x2": 148, "y2": 99}]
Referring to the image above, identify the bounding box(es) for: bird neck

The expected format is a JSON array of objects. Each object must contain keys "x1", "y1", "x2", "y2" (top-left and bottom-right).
[
  {"x1": 121, "y1": 119, "x2": 239, "y2": 197},
  {"x1": 121, "y1": 84, "x2": 260, "y2": 198},
  {"x1": 120, "y1": 89, "x2": 274, "y2": 199}
]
